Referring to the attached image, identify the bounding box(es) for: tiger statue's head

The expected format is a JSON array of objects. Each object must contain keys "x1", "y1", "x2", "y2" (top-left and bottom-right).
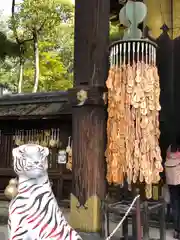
[{"x1": 12, "y1": 144, "x2": 49, "y2": 179}]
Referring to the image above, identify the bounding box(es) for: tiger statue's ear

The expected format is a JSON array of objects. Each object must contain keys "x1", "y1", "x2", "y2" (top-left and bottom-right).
[
  {"x1": 12, "y1": 147, "x2": 21, "y2": 159},
  {"x1": 43, "y1": 147, "x2": 49, "y2": 158}
]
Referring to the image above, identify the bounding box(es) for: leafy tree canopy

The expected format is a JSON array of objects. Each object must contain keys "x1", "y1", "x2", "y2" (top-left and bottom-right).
[
  {"x1": 0, "y1": 1, "x2": 122, "y2": 93},
  {"x1": 0, "y1": 0, "x2": 74, "y2": 92}
]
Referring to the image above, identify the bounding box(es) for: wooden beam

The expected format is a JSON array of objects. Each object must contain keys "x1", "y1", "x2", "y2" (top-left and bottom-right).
[
  {"x1": 69, "y1": 0, "x2": 109, "y2": 235},
  {"x1": 74, "y1": 0, "x2": 109, "y2": 86}
]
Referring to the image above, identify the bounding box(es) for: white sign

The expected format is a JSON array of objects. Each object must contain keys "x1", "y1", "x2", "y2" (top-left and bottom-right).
[{"x1": 57, "y1": 150, "x2": 67, "y2": 164}]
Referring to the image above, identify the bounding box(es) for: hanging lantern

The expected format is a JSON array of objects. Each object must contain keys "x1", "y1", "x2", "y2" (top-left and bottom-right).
[{"x1": 105, "y1": 0, "x2": 163, "y2": 199}]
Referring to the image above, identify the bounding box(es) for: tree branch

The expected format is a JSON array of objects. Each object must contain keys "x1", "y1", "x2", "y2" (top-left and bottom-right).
[
  {"x1": 23, "y1": 38, "x2": 34, "y2": 43},
  {"x1": 11, "y1": 0, "x2": 33, "y2": 45},
  {"x1": 11, "y1": 0, "x2": 20, "y2": 44},
  {"x1": 37, "y1": 19, "x2": 47, "y2": 33}
]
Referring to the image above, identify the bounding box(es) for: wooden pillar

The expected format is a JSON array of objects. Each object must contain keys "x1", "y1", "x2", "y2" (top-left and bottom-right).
[{"x1": 69, "y1": 0, "x2": 109, "y2": 234}]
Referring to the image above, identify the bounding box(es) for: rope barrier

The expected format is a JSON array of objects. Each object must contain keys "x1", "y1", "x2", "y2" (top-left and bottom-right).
[{"x1": 105, "y1": 194, "x2": 140, "y2": 240}]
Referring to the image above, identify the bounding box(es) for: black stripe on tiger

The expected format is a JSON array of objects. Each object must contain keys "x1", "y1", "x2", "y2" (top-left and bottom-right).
[
  {"x1": 18, "y1": 191, "x2": 49, "y2": 214},
  {"x1": 11, "y1": 229, "x2": 28, "y2": 239},
  {"x1": 27, "y1": 197, "x2": 53, "y2": 223}
]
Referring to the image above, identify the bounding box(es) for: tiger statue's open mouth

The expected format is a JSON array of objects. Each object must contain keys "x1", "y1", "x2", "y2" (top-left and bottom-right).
[{"x1": 25, "y1": 165, "x2": 44, "y2": 171}]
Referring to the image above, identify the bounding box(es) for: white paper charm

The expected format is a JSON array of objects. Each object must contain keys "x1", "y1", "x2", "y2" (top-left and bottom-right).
[{"x1": 58, "y1": 150, "x2": 67, "y2": 164}]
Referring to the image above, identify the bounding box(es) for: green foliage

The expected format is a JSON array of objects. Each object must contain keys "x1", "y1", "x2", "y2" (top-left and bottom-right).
[
  {"x1": 0, "y1": 12, "x2": 19, "y2": 60},
  {"x1": 0, "y1": 32, "x2": 19, "y2": 59},
  {"x1": 23, "y1": 42, "x2": 73, "y2": 92},
  {"x1": 54, "y1": 23, "x2": 74, "y2": 74},
  {"x1": 7, "y1": 0, "x2": 74, "y2": 92},
  {"x1": 0, "y1": 57, "x2": 19, "y2": 91},
  {"x1": 0, "y1": 12, "x2": 19, "y2": 91},
  {"x1": 109, "y1": 22, "x2": 124, "y2": 42},
  {"x1": 0, "y1": 2, "x2": 123, "y2": 92},
  {"x1": 13, "y1": 0, "x2": 73, "y2": 39}
]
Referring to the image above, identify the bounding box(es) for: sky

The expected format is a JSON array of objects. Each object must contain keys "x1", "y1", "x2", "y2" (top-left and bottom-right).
[{"x1": 0, "y1": 0, "x2": 13, "y2": 16}]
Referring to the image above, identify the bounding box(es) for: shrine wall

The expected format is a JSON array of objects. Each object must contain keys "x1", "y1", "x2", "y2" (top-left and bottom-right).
[{"x1": 0, "y1": 118, "x2": 72, "y2": 202}]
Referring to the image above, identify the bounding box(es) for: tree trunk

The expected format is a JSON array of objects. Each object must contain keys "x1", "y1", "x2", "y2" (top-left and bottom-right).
[
  {"x1": 18, "y1": 45, "x2": 24, "y2": 93},
  {"x1": 32, "y1": 29, "x2": 39, "y2": 93},
  {"x1": 12, "y1": 0, "x2": 24, "y2": 93},
  {"x1": 18, "y1": 58, "x2": 23, "y2": 93}
]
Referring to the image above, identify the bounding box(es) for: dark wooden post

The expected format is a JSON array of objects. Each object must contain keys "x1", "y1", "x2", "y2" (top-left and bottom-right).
[
  {"x1": 159, "y1": 197, "x2": 166, "y2": 240},
  {"x1": 69, "y1": 0, "x2": 109, "y2": 235},
  {"x1": 143, "y1": 201, "x2": 149, "y2": 240}
]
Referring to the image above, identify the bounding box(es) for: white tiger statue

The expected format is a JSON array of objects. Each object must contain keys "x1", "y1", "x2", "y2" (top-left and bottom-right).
[{"x1": 8, "y1": 144, "x2": 82, "y2": 240}]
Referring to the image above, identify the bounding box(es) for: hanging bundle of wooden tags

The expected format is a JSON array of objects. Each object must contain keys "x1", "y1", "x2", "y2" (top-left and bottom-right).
[
  {"x1": 66, "y1": 136, "x2": 72, "y2": 171},
  {"x1": 13, "y1": 128, "x2": 61, "y2": 148},
  {"x1": 105, "y1": 40, "x2": 163, "y2": 198}
]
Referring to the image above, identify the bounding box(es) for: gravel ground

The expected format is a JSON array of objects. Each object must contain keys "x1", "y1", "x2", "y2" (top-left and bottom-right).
[
  {"x1": 0, "y1": 225, "x2": 175, "y2": 240},
  {"x1": 0, "y1": 201, "x2": 174, "y2": 240}
]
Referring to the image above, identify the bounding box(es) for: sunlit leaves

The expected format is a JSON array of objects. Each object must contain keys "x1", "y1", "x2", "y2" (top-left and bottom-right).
[
  {"x1": 110, "y1": 22, "x2": 124, "y2": 42},
  {"x1": 0, "y1": 1, "x2": 74, "y2": 92},
  {"x1": 23, "y1": 48, "x2": 73, "y2": 92},
  {"x1": 9, "y1": 0, "x2": 74, "y2": 92},
  {"x1": 16, "y1": 0, "x2": 73, "y2": 38}
]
